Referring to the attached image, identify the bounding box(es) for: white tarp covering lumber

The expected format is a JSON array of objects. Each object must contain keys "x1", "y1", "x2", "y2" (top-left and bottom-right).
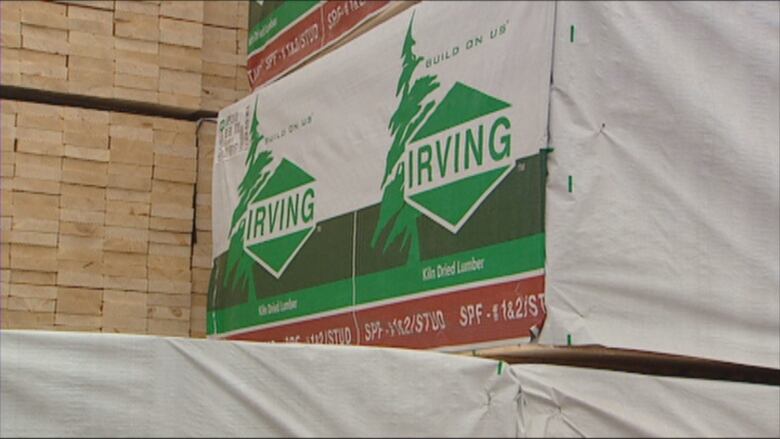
[
  {"x1": 513, "y1": 364, "x2": 780, "y2": 437},
  {"x1": 2, "y1": 331, "x2": 778, "y2": 437},
  {"x1": 543, "y1": 1, "x2": 780, "y2": 368},
  {"x1": 0, "y1": 330, "x2": 520, "y2": 437}
]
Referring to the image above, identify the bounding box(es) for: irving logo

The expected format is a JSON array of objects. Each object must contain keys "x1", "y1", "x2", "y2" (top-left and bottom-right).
[
  {"x1": 243, "y1": 159, "x2": 317, "y2": 278},
  {"x1": 373, "y1": 13, "x2": 514, "y2": 262},
  {"x1": 223, "y1": 99, "x2": 317, "y2": 293},
  {"x1": 403, "y1": 82, "x2": 512, "y2": 232}
]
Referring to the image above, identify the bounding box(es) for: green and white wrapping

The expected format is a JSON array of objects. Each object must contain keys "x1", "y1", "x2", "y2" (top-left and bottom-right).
[
  {"x1": 246, "y1": 0, "x2": 390, "y2": 89},
  {"x1": 211, "y1": 1, "x2": 554, "y2": 349}
]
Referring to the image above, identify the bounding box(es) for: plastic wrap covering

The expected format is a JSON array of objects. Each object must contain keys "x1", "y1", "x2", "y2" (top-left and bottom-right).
[
  {"x1": 210, "y1": 1, "x2": 554, "y2": 349},
  {"x1": 2, "y1": 330, "x2": 778, "y2": 437},
  {"x1": 513, "y1": 364, "x2": 780, "y2": 437},
  {"x1": 0, "y1": 330, "x2": 519, "y2": 437},
  {"x1": 543, "y1": 1, "x2": 780, "y2": 368}
]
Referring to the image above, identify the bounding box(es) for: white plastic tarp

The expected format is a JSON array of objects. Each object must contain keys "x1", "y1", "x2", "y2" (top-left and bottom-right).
[
  {"x1": 513, "y1": 364, "x2": 780, "y2": 437},
  {"x1": 2, "y1": 330, "x2": 778, "y2": 437},
  {"x1": 543, "y1": 1, "x2": 780, "y2": 368},
  {"x1": 0, "y1": 330, "x2": 519, "y2": 437}
]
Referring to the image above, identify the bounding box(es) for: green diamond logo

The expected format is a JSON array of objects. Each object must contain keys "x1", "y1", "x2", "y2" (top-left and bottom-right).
[
  {"x1": 403, "y1": 82, "x2": 513, "y2": 233},
  {"x1": 242, "y1": 158, "x2": 316, "y2": 278}
]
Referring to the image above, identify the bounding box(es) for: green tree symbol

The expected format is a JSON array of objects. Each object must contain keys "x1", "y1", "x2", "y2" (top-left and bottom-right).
[
  {"x1": 223, "y1": 98, "x2": 273, "y2": 298},
  {"x1": 372, "y1": 13, "x2": 440, "y2": 262}
]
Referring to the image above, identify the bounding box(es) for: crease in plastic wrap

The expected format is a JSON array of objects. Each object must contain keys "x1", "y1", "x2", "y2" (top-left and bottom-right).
[
  {"x1": 2, "y1": 331, "x2": 779, "y2": 437},
  {"x1": 542, "y1": 1, "x2": 780, "y2": 368},
  {"x1": 512, "y1": 364, "x2": 780, "y2": 437},
  {"x1": 0, "y1": 330, "x2": 519, "y2": 437}
]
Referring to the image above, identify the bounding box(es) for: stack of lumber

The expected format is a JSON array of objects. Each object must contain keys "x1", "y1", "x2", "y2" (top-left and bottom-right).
[
  {"x1": 0, "y1": 0, "x2": 250, "y2": 112},
  {"x1": 189, "y1": 120, "x2": 216, "y2": 338},
  {"x1": 0, "y1": 99, "x2": 197, "y2": 336}
]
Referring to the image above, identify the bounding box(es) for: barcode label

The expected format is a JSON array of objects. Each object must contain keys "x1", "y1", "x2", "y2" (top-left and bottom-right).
[{"x1": 216, "y1": 105, "x2": 252, "y2": 162}]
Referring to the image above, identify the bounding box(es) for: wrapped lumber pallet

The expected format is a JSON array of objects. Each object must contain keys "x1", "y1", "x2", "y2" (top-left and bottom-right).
[{"x1": 246, "y1": 0, "x2": 418, "y2": 90}]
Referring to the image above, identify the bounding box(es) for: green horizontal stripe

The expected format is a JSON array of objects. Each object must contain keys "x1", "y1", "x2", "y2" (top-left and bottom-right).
[
  {"x1": 209, "y1": 233, "x2": 544, "y2": 334},
  {"x1": 248, "y1": 1, "x2": 321, "y2": 55},
  {"x1": 356, "y1": 233, "x2": 544, "y2": 305},
  {"x1": 210, "y1": 278, "x2": 353, "y2": 334}
]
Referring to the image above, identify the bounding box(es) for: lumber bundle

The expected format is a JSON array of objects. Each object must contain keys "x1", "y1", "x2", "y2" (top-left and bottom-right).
[
  {"x1": 189, "y1": 120, "x2": 215, "y2": 338},
  {"x1": 246, "y1": 0, "x2": 418, "y2": 90},
  {"x1": 1, "y1": 99, "x2": 197, "y2": 336},
  {"x1": 0, "y1": 0, "x2": 250, "y2": 112}
]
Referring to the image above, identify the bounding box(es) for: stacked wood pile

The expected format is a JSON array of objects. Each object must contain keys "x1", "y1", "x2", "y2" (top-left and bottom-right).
[
  {"x1": 0, "y1": 0, "x2": 250, "y2": 112},
  {"x1": 189, "y1": 120, "x2": 215, "y2": 338},
  {"x1": 0, "y1": 99, "x2": 200, "y2": 336}
]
